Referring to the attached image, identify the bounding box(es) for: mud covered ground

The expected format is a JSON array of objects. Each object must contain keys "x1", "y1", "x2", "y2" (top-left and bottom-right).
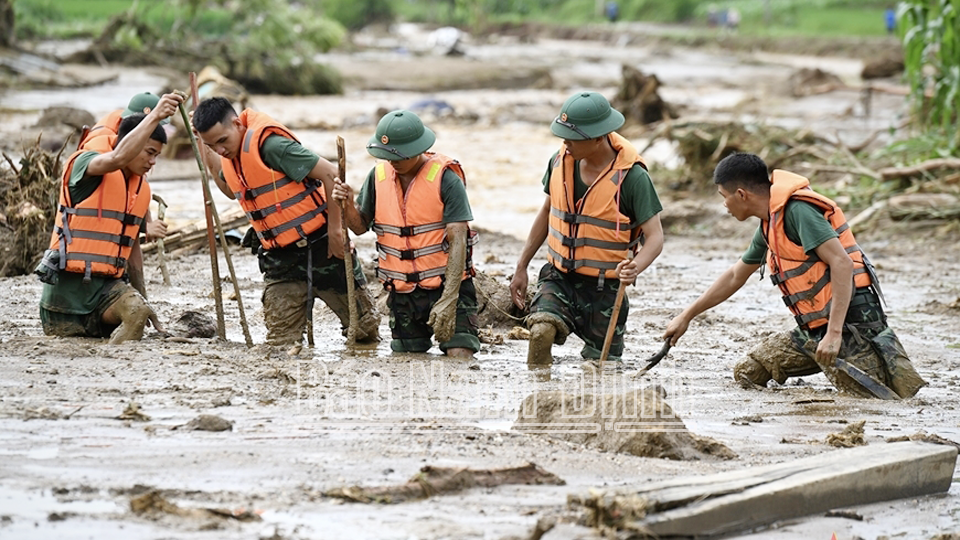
[{"x1": 1, "y1": 27, "x2": 959, "y2": 539}]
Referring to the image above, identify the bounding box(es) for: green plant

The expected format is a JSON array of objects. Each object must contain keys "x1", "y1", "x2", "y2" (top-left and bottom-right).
[{"x1": 898, "y1": 0, "x2": 960, "y2": 151}]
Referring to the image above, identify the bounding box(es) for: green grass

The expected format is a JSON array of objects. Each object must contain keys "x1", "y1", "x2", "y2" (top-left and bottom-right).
[{"x1": 737, "y1": 7, "x2": 891, "y2": 38}]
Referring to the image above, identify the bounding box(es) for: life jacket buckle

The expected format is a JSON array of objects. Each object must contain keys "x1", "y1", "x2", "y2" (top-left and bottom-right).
[
  {"x1": 399, "y1": 226, "x2": 415, "y2": 237},
  {"x1": 399, "y1": 249, "x2": 416, "y2": 260}
]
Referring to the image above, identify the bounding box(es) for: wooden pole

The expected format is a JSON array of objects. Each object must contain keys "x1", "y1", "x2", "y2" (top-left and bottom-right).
[
  {"x1": 152, "y1": 193, "x2": 171, "y2": 286},
  {"x1": 337, "y1": 136, "x2": 358, "y2": 345},
  {"x1": 184, "y1": 87, "x2": 225, "y2": 340},
  {"x1": 598, "y1": 281, "x2": 626, "y2": 364},
  {"x1": 183, "y1": 74, "x2": 253, "y2": 346}
]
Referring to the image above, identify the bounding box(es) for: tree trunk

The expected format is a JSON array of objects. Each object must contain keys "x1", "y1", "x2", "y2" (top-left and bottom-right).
[{"x1": 0, "y1": 0, "x2": 14, "y2": 48}]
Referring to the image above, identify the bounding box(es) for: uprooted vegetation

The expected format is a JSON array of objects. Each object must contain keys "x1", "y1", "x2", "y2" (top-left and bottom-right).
[{"x1": 0, "y1": 137, "x2": 64, "y2": 277}]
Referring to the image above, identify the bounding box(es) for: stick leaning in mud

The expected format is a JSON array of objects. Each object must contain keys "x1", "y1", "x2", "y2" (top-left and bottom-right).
[
  {"x1": 178, "y1": 81, "x2": 253, "y2": 347},
  {"x1": 152, "y1": 193, "x2": 171, "y2": 286},
  {"x1": 598, "y1": 281, "x2": 626, "y2": 364},
  {"x1": 337, "y1": 136, "x2": 358, "y2": 346}
]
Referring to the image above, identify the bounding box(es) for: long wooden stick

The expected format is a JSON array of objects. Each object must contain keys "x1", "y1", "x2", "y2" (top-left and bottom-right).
[
  {"x1": 184, "y1": 74, "x2": 253, "y2": 346},
  {"x1": 599, "y1": 282, "x2": 626, "y2": 364},
  {"x1": 337, "y1": 136, "x2": 358, "y2": 345},
  {"x1": 152, "y1": 193, "x2": 171, "y2": 286}
]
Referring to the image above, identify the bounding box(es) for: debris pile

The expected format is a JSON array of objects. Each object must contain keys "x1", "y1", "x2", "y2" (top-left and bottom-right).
[
  {"x1": 0, "y1": 136, "x2": 64, "y2": 277},
  {"x1": 612, "y1": 64, "x2": 678, "y2": 126}
]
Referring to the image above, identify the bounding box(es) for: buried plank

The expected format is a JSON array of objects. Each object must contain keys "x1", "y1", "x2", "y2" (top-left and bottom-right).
[{"x1": 574, "y1": 441, "x2": 957, "y2": 538}]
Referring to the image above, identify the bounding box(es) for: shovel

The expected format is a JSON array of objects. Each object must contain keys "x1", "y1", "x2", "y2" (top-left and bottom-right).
[{"x1": 634, "y1": 338, "x2": 672, "y2": 377}]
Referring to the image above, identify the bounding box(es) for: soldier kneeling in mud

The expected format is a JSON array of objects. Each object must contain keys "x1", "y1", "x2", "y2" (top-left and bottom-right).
[
  {"x1": 664, "y1": 153, "x2": 925, "y2": 399},
  {"x1": 37, "y1": 94, "x2": 184, "y2": 344},
  {"x1": 192, "y1": 97, "x2": 380, "y2": 346}
]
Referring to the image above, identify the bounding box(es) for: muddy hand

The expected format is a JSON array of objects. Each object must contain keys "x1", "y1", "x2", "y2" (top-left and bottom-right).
[
  {"x1": 332, "y1": 178, "x2": 353, "y2": 202},
  {"x1": 509, "y1": 271, "x2": 528, "y2": 310},
  {"x1": 663, "y1": 314, "x2": 689, "y2": 346},
  {"x1": 816, "y1": 332, "x2": 842, "y2": 364},
  {"x1": 428, "y1": 294, "x2": 457, "y2": 343},
  {"x1": 616, "y1": 259, "x2": 639, "y2": 284},
  {"x1": 146, "y1": 305, "x2": 167, "y2": 335}
]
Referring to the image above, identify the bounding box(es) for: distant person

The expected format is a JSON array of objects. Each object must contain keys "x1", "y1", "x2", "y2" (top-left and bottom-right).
[
  {"x1": 509, "y1": 92, "x2": 664, "y2": 367},
  {"x1": 192, "y1": 97, "x2": 380, "y2": 346},
  {"x1": 605, "y1": 1, "x2": 619, "y2": 23},
  {"x1": 885, "y1": 7, "x2": 896, "y2": 35},
  {"x1": 37, "y1": 94, "x2": 184, "y2": 344},
  {"x1": 726, "y1": 8, "x2": 740, "y2": 31},
  {"x1": 663, "y1": 153, "x2": 926, "y2": 399},
  {"x1": 332, "y1": 110, "x2": 481, "y2": 359}
]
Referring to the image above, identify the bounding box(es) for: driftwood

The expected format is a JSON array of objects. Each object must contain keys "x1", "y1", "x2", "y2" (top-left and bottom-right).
[
  {"x1": 887, "y1": 193, "x2": 960, "y2": 221},
  {"x1": 325, "y1": 462, "x2": 564, "y2": 504},
  {"x1": 572, "y1": 441, "x2": 957, "y2": 538},
  {"x1": 141, "y1": 205, "x2": 246, "y2": 255},
  {"x1": 878, "y1": 158, "x2": 960, "y2": 181}
]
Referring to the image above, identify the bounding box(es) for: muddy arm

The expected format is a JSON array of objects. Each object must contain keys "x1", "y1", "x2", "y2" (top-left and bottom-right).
[
  {"x1": 127, "y1": 240, "x2": 147, "y2": 300},
  {"x1": 427, "y1": 222, "x2": 468, "y2": 343},
  {"x1": 664, "y1": 258, "x2": 760, "y2": 345},
  {"x1": 509, "y1": 196, "x2": 551, "y2": 308}
]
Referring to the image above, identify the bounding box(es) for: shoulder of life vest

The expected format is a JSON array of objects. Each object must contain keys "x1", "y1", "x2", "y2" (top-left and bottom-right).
[
  {"x1": 50, "y1": 143, "x2": 150, "y2": 280},
  {"x1": 371, "y1": 153, "x2": 475, "y2": 292},
  {"x1": 223, "y1": 111, "x2": 327, "y2": 250}
]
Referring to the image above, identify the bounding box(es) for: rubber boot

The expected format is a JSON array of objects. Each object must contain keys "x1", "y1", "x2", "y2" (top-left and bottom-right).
[
  {"x1": 108, "y1": 291, "x2": 153, "y2": 344},
  {"x1": 527, "y1": 322, "x2": 556, "y2": 367}
]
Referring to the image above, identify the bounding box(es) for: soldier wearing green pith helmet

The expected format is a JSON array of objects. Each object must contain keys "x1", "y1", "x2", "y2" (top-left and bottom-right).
[
  {"x1": 333, "y1": 110, "x2": 481, "y2": 359},
  {"x1": 510, "y1": 91, "x2": 664, "y2": 368}
]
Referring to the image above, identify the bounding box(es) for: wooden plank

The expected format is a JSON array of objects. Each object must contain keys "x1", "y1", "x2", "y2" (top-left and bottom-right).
[{"x1": 589, "y1": 442, "x2": 957, "y2": 537}]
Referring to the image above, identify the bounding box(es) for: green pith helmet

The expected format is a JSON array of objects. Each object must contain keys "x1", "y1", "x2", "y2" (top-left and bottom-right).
[
  {"x1": 122, "y1": 92, "x2": 169, "y2": 124},
  {"x1": 367, "y1": 110, "x2": 436, "y2": 161},
  {"x1": 550, "y1": 91, "x2": 624, "y2": 140}
]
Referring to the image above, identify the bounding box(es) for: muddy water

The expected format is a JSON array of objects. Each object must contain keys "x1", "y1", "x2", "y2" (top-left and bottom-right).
[{"x1": 1, "y1": 30, "x2": 958, "y2": 539}]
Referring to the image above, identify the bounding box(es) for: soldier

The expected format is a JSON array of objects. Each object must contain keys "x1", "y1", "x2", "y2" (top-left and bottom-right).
[
  {"x1": 192, "y1": 97, "x2": 380, "y2": 346},
  {"x1": 37, "y1": 94, "x2": 184, "y2": 343},
  {"x1": 79, "y1": 92, "x2": 167, "y2": 150},
  {"x1": 332, "y1": 110, "x2": 480, "y2": 359},
  {"x1": 509, "y1": 91, "x2": 664, "y2": 367},
  {"x1": 663, "y1": 152, "x2": 926, "y2": 399}
]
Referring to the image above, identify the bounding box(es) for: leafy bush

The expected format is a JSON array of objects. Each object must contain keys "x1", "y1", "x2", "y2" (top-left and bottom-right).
[{"x1": 320, "y1": 0, "x2": 394, "y2": 30}]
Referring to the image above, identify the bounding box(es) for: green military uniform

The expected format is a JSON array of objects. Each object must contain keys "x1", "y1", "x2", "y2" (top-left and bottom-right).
[
  {"x1": 527, "y1": 152, "x2": 662, "y2": 361},
  {"x1": 735, "y1": 200, "x2": 926, "y2": 398},
  {"x1": 39, "y1": 152, "x2": 139, "y2": 338},
  {"x1": 244, "y1": 135, "x2": 379, "y2": 345},
  {"x1": 355, "y1": 167, "x2": 480, "y2": 353}
]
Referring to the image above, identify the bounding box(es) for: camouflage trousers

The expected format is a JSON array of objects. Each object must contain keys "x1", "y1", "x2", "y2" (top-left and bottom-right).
[
  {"x1": 386, "y1": 278, "x2": 481, "y2": 353},
  {"x1": 734, "y1": 288, "x2": 926, "y2": 399},
  {"x1": 258, "y1": 231, "x2": 380, "y2": 346},
  {"x1": 525, "y1": 263, "x2": 627, "y2": 361}
]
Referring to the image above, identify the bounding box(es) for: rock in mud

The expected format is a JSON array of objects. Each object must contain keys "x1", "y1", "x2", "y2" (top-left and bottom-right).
[
  {"x1": 116, "y1": 402, "x2": 151, "y2": 422},
  {"x1": 171, "y1": 310, "x2": 217, "y2": 339},
  {"x1": 514, "y1": 387, "x2": 736, "y2": 460},
  {"x1": 825, "y1": 419, "x2": 867, "y2": 447},
  {"x1": 175, "y1": 414, "x2": 233, "y2": 432},
  {"x1": 474, "y1": 270, "x2": 529, "y2": 329}
]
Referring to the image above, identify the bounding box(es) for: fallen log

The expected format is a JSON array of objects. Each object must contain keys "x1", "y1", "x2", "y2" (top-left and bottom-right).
[
  {"x1": 142, "y1": 205, "x2": 247, "y2": 254},
  {"x1": 325, "y1": 462, "x2": 564, "y2": 504},
  {"x1": 572, "y1": 441, "x2": 957, "y2": 538}
]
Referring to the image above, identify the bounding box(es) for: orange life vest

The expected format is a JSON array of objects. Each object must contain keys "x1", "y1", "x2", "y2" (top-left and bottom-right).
[
  {"x1": 547, "y1": 132, "x2": 647, "y2": 281},
  {"x1": 372, "y1": 153, "x2": 477, "y2": 293},
  {"x1": 763, "y1": 170, "x2": 874, "y2": 330},
  {"x1": 220, "y1": 110, "x2": 327, "y2": 250},
  {"x1": 78, "y1": 109, "x2": 123, "y2": 150},
  {"x1": 49, "y1": 135, "x2": 151, "y2": 281}
]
